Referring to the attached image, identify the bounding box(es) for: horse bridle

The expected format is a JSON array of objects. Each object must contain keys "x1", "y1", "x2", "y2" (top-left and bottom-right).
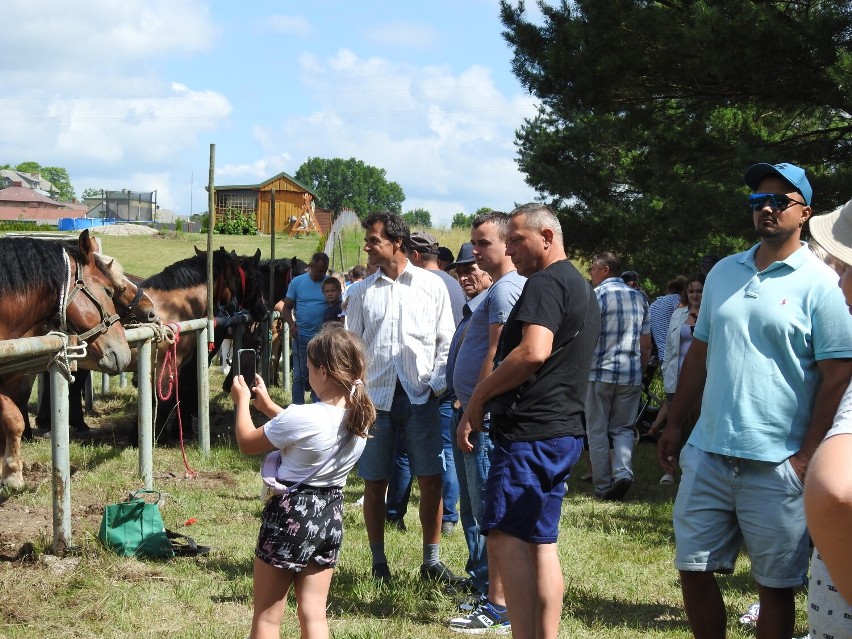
[
  {"x1": 113, "y1": 284, "x2": 148, "y2": 323},
  {"x1": 58, "y1": 249, "x2": 122, "y2": 342}
]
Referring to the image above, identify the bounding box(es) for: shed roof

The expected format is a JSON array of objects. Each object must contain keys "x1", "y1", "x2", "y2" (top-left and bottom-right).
[{"x1": 211, "y1": 171, "x2": 319, "y2": 200}]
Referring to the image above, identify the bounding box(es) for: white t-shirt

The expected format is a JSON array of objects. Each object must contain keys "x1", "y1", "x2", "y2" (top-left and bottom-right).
[{"x1": 262, "y1": 402, "x2": 366, "y2": 487}]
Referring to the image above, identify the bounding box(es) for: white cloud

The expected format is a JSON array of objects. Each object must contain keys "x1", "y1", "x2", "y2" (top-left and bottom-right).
[{"x1": 266, "y1": 48, "x2": 539, "y2": 225}]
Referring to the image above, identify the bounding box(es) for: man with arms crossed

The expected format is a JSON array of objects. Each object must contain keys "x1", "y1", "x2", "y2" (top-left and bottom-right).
[
  {"x1": 459, "y1": 204, "x2": 600, "y2": 639},
  {"x1": 658, "y1": 163, "x2": 852, "y2": 639},
  {"x1": 449, "y1": 212, "x2": 526, "y2": 633},
  {"x1": 345, "y1": 212, "x2": 463, "y2": 585}
]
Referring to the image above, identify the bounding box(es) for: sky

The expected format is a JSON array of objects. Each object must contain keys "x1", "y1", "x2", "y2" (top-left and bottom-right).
[{"x1": 0, "y1": 1, "x2": 544, "y2": 226}]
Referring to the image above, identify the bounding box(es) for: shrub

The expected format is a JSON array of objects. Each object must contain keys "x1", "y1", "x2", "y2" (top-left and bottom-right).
[{"x1": 214, "y1": 211, "x2": 257, "y2": 235}]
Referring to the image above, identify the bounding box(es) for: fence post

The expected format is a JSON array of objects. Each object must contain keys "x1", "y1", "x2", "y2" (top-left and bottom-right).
[
  {"x1": 101, "y1": 372, "x2": 110, "y2": 395},
  {"x1": 49, "y1": 364, "x2": 71, "y2": 554},
  {"x1": 197, "y1": 324, "x2": 210, "y2": 455},
  {"x1": 137, "y1": 339, "x2": 153, "y2": 489},
  {"x1": 282, "y1": 323, "x2": 291, "y2": 392}
]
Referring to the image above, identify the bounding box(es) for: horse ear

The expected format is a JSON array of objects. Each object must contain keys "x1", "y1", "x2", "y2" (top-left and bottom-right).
[
  {"x1": 78, "y1": 229, "x2": 94, "y2": 265},
  {"x1": 252, "y1": 248, "x2": 261, "y2": 267},
  {"x1": 194, "y1": 245, "x2": 204, "y2": 257}
]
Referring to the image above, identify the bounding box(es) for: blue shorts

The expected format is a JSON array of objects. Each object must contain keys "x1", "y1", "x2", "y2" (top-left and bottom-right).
[
  {"x1": 358, "y1": 387, "x2": 443, "y2": 480},
  {"x1": 481, "y1": 431, "x2": 582, "y2": 543},
  {"x1": 673, "y1": 444, "x2": 809, "y2": 588}
]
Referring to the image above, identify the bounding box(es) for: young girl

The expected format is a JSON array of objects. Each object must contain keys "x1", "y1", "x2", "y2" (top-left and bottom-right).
[{"x1": 231, "y1": 326, "x2": 375, "y2": 639}]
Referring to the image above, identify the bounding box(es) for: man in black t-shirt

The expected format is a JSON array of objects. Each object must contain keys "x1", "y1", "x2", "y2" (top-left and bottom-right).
[{"x1": 457, "y1": 203, "x2": 600, "y2": 639}]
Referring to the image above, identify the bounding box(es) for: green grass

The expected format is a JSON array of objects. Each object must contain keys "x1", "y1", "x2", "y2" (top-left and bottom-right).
[{"x1": 0, "y1": 371, "x2": 810, "y2": 638}]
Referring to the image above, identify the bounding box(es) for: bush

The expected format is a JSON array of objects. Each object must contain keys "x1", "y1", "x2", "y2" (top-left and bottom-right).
[{"x1": 214, "y1": 211, "x2": 257, "y2": 235}]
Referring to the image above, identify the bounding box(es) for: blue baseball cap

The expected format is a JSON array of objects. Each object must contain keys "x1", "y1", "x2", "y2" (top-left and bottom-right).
[{"x1": 744, "y1": 162, "x2": 812, "y2": 206}]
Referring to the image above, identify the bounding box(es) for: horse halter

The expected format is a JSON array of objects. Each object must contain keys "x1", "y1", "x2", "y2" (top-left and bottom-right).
[
  {"x1": 58, "y1": 249, "x2": 122, "y2": 342},
  {"x1": 114, "y1": 284, "x2": 148, "y2": 323}
]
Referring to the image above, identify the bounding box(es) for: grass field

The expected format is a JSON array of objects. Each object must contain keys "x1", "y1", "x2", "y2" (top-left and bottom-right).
[{"x1": 0, "y1": 375, "x2": 809, "y2": 638}]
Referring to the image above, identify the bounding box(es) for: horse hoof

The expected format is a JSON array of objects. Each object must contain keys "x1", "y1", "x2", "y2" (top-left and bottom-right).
[
  {"x1": 71, "y1": 422, "x2": 91, "y2": 432},
  {"x1": 1, "y1": 473, "x2": 25, "y2": 491}
]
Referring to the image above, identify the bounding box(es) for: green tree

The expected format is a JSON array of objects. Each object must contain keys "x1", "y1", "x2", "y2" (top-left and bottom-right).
[
  {"x1": 13, "y1": 161, "x2": 77, "y2": 201},
  {"x1": 451, "y1": 212, "x2": 476, "y2": 228},
  {"x1": 294, "y1": 157, "x2": 405, "y2": 218},
  {"x1": 501, "y1": 0, "x2": 852, "y2": 289},
  {"x1": 82, "y1": 188, "x2": 104, "y2": 199},
  {"x1": 402, "y1": 208, "x2": 432, "y2": 228}
]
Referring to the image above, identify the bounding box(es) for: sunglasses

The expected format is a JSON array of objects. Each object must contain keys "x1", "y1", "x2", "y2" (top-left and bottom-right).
[{"x1": 748, "y1": 193, "x2": 807, "y2": 213}]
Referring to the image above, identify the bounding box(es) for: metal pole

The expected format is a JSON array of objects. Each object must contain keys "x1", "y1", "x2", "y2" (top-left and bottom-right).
[
  {"x1": 207, "y1": 143, "x2": 216, "y2": 354},
  {"x1": 137, "y1": 339, "x2": 153, "y2": 489},
  {"x1": 262, "y1": 189, "x2": 276, "y2": 385},
  {"x1": 197, "y1": 324, "x2": 210, "y2": 455},
  {"x1": 282, "y1": 323, "x2": 291, "y2": 392},
  {"x1": 49, "y1": 365, "x2": 71, "y2": 554},
  {"x1": 119, "y1": 371, "x2": 127, "y2": 388},
  {"x1": 101, "y1": 372, "x2": 110, "y2": 395}
]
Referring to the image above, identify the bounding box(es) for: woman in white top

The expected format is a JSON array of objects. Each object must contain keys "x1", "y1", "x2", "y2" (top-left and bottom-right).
[
  {"x1": 231, "y1": 326, "x2": 375, "y2": 639},
  {"x1": 655, "y1": 273, "x2": 704, "y2": 484}
]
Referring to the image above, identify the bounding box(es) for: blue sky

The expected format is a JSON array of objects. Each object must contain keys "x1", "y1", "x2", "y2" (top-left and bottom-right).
[{"x1": 0, "y1": 1, "x2": 543, "y2": 226}]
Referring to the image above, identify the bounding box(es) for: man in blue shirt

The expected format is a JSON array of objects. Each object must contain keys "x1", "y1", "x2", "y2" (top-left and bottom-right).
[
  {"x1": 658, "y1": 163, "x2": 852, "y2": 639},
  {"x1": 274, "y1": 252, "x2": 328, "y2": 404}
]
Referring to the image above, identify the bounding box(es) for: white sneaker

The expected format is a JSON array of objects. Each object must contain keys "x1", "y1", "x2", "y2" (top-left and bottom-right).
[{"x1": 659, "y1": 473, "x2": 674, "y2": 485}]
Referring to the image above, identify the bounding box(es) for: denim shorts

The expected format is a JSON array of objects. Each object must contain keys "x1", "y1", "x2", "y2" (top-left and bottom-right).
[
  {"x1": 673, "y1": 443, "x2": 809, "y2": 588},
  {"x1": 358, "y1": 388, "x2": 443, "y2": 480},
  {"x1": 481, "y1": 431, "x2": 582, "y2": 543},
  {"x1": 255, "y1": 486, "x2": 344, "y2": 572}
]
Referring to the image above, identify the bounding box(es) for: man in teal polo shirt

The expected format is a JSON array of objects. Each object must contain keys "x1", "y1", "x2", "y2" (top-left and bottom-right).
[{"x1": 658, "y1": 162, "x2": 852, "y2": 639}]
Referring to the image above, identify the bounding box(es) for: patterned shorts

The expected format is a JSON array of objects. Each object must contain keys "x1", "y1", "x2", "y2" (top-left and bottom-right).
[{"x1": 255, "y1": 486, "x2": 344, "y2": 572}]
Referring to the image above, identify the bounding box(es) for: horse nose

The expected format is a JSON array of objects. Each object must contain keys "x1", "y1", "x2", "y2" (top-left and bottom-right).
[{"x1": 146, "y1": 310, "x2": 158, "y2": 322}]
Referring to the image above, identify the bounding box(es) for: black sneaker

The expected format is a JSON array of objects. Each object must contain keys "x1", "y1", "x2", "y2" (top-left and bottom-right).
[
  {"x1": 603, "y1": 477, "x2": 633, "y2": 501},
  {"x1": 371, "y1": 561, "x2": 392, "y2": 583},
  {"x1": 386, "y1": 517, "x2": 406, "y2": 532},
  {"x1": 448, "y1": 600, "x2": 511, "y2": 634},
  {"x1": 419, "y1": 560, "x2": 467, "y2": 585}
]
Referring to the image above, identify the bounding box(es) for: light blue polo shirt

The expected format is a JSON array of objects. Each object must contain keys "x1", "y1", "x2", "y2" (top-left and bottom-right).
[
  {"x1": 285, "y1": 272, "x2": 328, "y2": 339},
  {"x1": 689, "y1": 243, "x2": 852, "y2": 462}
]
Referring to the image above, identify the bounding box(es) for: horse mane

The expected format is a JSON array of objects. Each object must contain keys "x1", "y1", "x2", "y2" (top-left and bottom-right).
[
  {"x1": 0, "y1": 237, "x2": 71, "y2": 296},
  {"x1": 141, "y1": 250, "x2": 229, "y2": 291}
]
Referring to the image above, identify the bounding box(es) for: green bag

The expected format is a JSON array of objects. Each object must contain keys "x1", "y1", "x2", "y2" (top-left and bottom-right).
[{"x1": 98, "y1": 490, "x2": 175, "y2": 559}]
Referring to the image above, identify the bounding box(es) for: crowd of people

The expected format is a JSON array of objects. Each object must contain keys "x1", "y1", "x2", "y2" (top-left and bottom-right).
[{"x1": 229, "y1": 162, "x2": 852, "y2": 639}]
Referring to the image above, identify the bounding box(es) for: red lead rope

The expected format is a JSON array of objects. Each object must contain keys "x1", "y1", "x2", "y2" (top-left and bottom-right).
[{"x1": 157, "y1": 322, "x2": 196, "y2": 479}]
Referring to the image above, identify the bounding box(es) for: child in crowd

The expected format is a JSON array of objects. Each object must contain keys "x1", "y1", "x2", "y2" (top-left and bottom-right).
[
  {"x1": 231, "y1": 326, "x2": 375, "y2": 639},
  {"x1": 321, "y1": 277, "x2": 344, "y2": 325}
]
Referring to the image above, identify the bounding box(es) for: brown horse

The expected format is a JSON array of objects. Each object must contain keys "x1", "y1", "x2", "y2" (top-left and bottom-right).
[
  {"x1": 133, "y1": 247, "x2": 268, "y2": 441},
  {"x1": 0, "y1": 231, "x2": 135, "y2": 489}
]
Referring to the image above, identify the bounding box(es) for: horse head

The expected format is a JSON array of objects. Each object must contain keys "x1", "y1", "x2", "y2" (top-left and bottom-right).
[
  {"x1": 61, "y1": 230, "x2": 132, "y2": 374},
  {"x1": 226, "y1": 248, "x2": 269, "y2": 322},
  {"x1": 98, "y1": 256, "x2": 159, "y2": 324}
]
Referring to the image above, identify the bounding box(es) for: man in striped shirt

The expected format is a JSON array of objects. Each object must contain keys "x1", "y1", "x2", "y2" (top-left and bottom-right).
[
  {"x1": 345, "y1": 212, "x2": 463, "y2": 585},
  {"x1": 586, "y1": 251, "x2": 651, "y2": 501}
]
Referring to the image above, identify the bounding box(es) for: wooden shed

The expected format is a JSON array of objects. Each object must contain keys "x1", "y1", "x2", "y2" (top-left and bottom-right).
[{"x1": 212, "y1": 172, "x2": 332, "y2": 236}]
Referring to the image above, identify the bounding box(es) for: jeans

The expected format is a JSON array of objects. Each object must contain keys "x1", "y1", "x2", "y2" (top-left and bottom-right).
[
  {"x1": 290, "y1": 334, "x2": 317, "y2": 404},
  {"x1": 452, "y1": 406, "x2": 493, "y2": 594},
  {"x1": 585, "y1": 381, "x2": 641, "y2": 494},
  {"x1": 386, "y1": 398, "x2": 459, "y2": 523}
]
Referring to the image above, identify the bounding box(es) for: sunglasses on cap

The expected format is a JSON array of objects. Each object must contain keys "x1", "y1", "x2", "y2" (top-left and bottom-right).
[{"x1": 748, "y1": 193, "x2": 807, "y2": 213}]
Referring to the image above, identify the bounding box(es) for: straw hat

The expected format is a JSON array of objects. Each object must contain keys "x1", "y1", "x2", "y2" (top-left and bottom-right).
[{"x1": 809, "y1": 199, "x2": 852, "y2": 266}]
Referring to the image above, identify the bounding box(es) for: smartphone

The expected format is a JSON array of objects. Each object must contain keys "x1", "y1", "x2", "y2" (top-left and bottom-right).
[{"x1": 237, "y1": 349, "x2": 257, "y2": 399}]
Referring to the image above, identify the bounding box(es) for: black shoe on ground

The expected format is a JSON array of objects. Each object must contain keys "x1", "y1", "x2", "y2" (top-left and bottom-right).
[
  {"x1": 441, "y1": 521, "x2": 456, "y2": 535},
  {"x1": 420, "y1": 560, "x2": 467, "y2": 585},
  {"x1": 603, "y1": 477, "x2": 632, "y2": 501},
  {"x1": 386, "y1": 517, "x2": 406, "y2": 532},
  {"x1": 371, "y1": 561, "x2": 392, "y2": 583}
]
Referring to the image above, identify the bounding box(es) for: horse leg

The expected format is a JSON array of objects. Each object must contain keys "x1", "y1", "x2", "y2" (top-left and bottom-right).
[
  {"x1": 69, "y1": 371, "x2": 90, "y2": 432},
  {"x1": 0, "y1": 394, "x2": 26, "y2": 491}
]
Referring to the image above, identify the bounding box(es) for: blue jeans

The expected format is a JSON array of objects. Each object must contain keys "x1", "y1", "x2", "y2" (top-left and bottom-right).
[
  {"x1": 386, "y1": 398, "x2": 459, "y2": 523},
  {"x1": 452, "y1": 406, "x2": 493, "y2": 594},
  {"x1": 290, "y1": 334, "x2": 310, "y2": 405}
]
